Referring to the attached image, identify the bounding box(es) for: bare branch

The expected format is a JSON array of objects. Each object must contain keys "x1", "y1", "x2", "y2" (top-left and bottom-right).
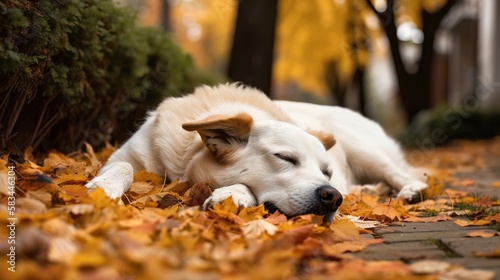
[{"x1": 363, "y1": 0, "x2": 379, "y2": 15}]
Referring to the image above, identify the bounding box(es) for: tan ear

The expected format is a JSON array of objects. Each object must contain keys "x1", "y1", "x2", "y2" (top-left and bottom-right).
[
  {"x1": 307, "y1": 130, "x2": 336, "y2": 150},
  {"x1": 182, "y1": 113, "x2": 253, "y2": 161}
]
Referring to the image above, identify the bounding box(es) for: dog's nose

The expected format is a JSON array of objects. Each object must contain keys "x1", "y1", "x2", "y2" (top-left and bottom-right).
[{"x1": 316, "y1": 185, "x2": 343, "y2": 210}]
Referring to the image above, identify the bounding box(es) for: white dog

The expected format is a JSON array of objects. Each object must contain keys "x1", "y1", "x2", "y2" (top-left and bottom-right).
[{"x1": 86, "y1": 84, "x2": 426, "y2": 221}]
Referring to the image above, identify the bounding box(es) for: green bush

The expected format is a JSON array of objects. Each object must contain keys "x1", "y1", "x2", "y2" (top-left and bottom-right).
[
  {"x1": 0, "y1": 0, "x2": 215, "y2": 153},
  {"x1": 399, "y1": 105, "x2": 500, "y2": 147}
]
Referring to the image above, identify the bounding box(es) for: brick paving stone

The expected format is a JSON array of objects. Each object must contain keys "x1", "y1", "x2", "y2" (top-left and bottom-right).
[
  {"x1": 350, "y1": 241, "x2": 447, "y2": 260},
  {"x1": 374, "y1": 221, "x2": 488, "y2": 234},
  {"x1": 441, "y1": 236, "x2": 500, "y2": 257},
  {"x1": 376, "y1": 228, "x2": 490, "y2": 243}
]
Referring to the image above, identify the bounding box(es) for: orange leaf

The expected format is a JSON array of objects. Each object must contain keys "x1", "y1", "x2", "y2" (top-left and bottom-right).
[
  {"x1": 404, "y1": 214, "x2": 451, "y2": 223},
  {"x1": 424, "y1": 175, "x2": 444, "y2": 199},
  {"x1": 82, "y1": 187, "x2": 115, "y2": 209},
  {"x1": 133, "y1": 170, "x2": 164, "y2": 185},
  {"x1": 458, "y1": 179, "x2": 475, "y2": 187},
  {"x1": 330, "y1": 218, "x2": 360, "y2": 241},
  {"x1": 485, "y1": 213, "x2": 500, "y2": 223},
  {"x1": 265, "y1": 211, "x2": 288, "y2": 225},
  {"x1": 454, "y1": 219, "x2": 491, "y2": 227},
  {"x1": 472, "y1": 196, "x2": 492, "y2": 208},
  {"x1": 467, "y1": 230, "x2": 499, "y2": 238}
]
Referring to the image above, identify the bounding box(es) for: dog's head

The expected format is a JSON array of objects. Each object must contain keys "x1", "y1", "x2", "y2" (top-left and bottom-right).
[{"x1": 182, "y1": 113, "x2": 343, "y2": 221}]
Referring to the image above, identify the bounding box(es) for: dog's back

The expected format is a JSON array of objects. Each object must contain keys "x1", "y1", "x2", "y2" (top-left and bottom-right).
[{"x1": 118, "y1": 84, "x2": 292, "y2": 180}]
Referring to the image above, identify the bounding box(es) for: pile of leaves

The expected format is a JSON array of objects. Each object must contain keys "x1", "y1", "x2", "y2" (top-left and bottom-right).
[{"x1": 1, "y1": 140, "x2": 500, "y2": 279}]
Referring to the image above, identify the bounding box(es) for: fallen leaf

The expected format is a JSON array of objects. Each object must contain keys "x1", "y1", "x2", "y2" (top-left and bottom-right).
[
  {"x1": 370, "y1": 199, "x2": 408, "y2": 221},
  {"x1": 440, "y1": 268, "x2": 495, "y2": 280},
  {"x1": 457, "y1": 179, "x2": 476, "y2": 187},
  {"x1": 473, "y1": 247, "x2": 500, "y2": 258},
  {"x1": 404, "y1": 214, "x2": 451, "y2": 223},
  {"x1": 48, "y1": 237, "x2": 79, "y2": 264},
  {"x1": 454, "y1": 219, "x2": 491, "y2": 227},
  {"x1": 184, "y1": 182, "x2": 212, "y2": 206},
  {"x1": 410, "y1": 260, "x2": 451, "y2": 274},
  {"x1": 242, "y1": 219, "x2": 278, "y2": 238},
  {"x1": 467, "y1": 230, "x2": 499, "y2": 238},
  {"x1": 16, "y1": 197, "x2": 47, "y2": 214},
  {"x1": 343, "y1": 215, "x2": 382, "y2": 229},
  {"x1": 133, "y1": 170, "x2": 164, "y2": 185},
  {"x1": 472, "y1": 196, "x2": 492, "y2": 208},
  {"x1": 265, "y1": 211, "x2": 288, "y2": 225},
  {"x1": 485, "y1": 213, "x2": 500, "y2": 223},
  {"x1": 53, "y1": 173, "x2": 88, "y2": 185},
  {"x1": 424, "y1": 175, "x2": 444, "y2": 199},
  {"x1": 330, "y1": 218, "x2": 360, "y2": 241}
]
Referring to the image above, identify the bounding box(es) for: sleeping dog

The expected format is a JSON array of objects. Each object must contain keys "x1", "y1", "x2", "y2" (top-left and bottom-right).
[{"x1": 86, "y1": 84, "x2": 427, "y2": 221}]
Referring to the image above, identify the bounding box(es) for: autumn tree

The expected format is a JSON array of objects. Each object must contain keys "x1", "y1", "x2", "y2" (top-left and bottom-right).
[
  {"x1": 365, "y1": 0, "x2": 458, "y2": 122},
  {"x1": 227, "y1": 0, "x2": 278, "y2": 96}
]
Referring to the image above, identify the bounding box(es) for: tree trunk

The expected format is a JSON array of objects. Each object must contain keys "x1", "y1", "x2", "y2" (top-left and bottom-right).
[
  {"x1": 365, "y1": 0, "x2": 457, "y2": 122},
  {"x1": 227, "y1": 0, "x2": 278, "y2": 96}
]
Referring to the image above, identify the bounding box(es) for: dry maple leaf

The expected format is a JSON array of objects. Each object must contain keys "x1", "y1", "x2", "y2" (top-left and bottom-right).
[
  {"x1": 485, "y1": 213, "x2": 500, "y2": 223},
  {"x1": 423, "y1": 175, "x2": 444, "y2": 199},
  {"x1": 329, "y1": 218, "x2": 361, "y2": 241},
  {"x1": 472, "y1": 196, "x2": 493, "y2": 208},
  {"x1": 403, "y1": 214, "x2": 451, "y2": 223},
  {"x1": 242, "y1": 219, "x2": 278, "y2": 238},
  {"x1": 454, "y1": 219, "x2": 491, "y2": 227},
  {"x1": 473, "y1": 247, "x2": 500, "y2": 258},
  {"x1": 370, "y1": 199, "x2": 408, "y2": 222}
]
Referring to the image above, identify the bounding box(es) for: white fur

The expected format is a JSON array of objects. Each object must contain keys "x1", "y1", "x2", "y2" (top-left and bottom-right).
[
  {"x1": 86, "y1": 84, "x2": 426, "y2": 217},
  {"x1": 274, "y1": 101, "x2": 427, "y2": 202}
]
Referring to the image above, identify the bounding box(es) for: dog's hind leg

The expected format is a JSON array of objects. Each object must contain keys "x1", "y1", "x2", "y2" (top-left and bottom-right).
[{"x1": 203, "y1": 183, "x2": 257, "y2": 209}]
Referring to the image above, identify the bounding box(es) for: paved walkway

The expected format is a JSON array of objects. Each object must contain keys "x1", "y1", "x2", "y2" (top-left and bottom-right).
[{"x1": 352, "y1": 139, "x2": 500, "y2": 279}]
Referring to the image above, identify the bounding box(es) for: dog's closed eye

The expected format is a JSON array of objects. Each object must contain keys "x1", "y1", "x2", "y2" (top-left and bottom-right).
[
  {"x1": 273, "y1": 153, "x2": 299, "y2": 166},
  {"x1": 322, "y1": 169, "x2": 332, "y2": 179}
]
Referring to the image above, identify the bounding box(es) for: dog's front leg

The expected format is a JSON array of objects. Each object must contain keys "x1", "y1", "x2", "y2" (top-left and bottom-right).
[
  {"x1": 203, "y1": 184, "x2": 257, "y2": 209},
  {"x1": 85, "y1": 162, "x2": 134, "y2": 199}
]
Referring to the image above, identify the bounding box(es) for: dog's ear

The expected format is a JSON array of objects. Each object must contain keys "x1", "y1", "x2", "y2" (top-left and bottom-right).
[
  {"x1": 182, "y1": 113, "x2": 253, "y2": 161},
  {"x1": 307, "y1": 130, "x2": 336, "y2": 150}
]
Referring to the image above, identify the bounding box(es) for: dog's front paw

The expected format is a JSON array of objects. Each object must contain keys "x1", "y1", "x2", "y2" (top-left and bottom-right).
[
  {"x1": 203, "y1": 185, "x2": 257, "y2": 210},
  {"x1": 85, "y1": 162, "x2": 134, "y2": 199},
  {"x1": 397, "y1": 181, "x2": 427, "y2": 203}
]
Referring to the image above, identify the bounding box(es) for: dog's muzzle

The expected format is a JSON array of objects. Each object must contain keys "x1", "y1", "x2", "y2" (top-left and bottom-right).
[{"x1": 264, "y1": 185, "x2": 343, "y2": 222}]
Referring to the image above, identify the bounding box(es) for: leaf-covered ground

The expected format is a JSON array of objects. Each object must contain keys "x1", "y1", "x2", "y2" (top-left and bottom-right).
[{"x1": 1, "y1": 139, "x2": 500, "y2": 280}]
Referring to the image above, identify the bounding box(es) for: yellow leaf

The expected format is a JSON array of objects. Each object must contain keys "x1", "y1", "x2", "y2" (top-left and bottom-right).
[
  {"x1": 71, "y1": 251, "x2": 107, "y2": 268},
  {"x1": 53, "y1": 173, "x2": 88, "y2": 185},
  {"x1": 133, "y1": 170, "x2": 164, "y2": 185},
  {"x1": 210, "y1": 196, "x2": 239, "y2": 215},
  {"x1": 82, "y1": 187, "x2": 115, "y2": 209},
  {"x1": 424, "y1": 175, "x2": 444, "y2": 199},
  {"x1": 330, "y1": 218, "x2": 360, "y2": 241},
  {"x1": 323, "y1": 241, "x2": 370, "y2": 255},
  {"x1": 238, "y1": 204, "x2": 268, "y2": 222}
]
